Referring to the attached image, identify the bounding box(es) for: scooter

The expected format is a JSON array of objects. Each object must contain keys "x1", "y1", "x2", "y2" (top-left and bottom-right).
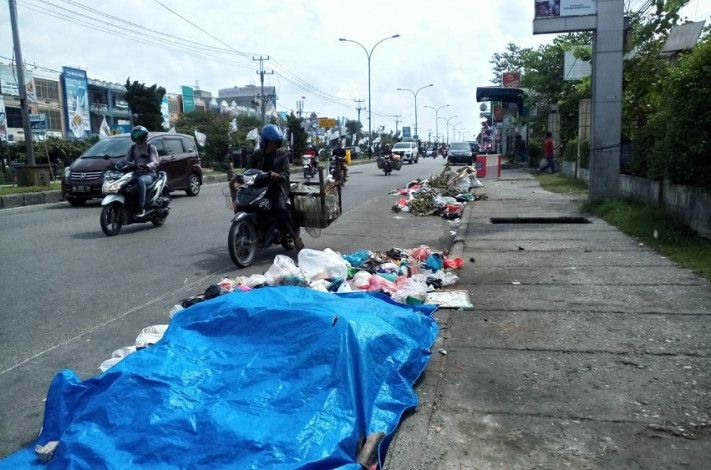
[
  {"x1": 99, "y1": 161, "x2": 170, "y2": 236},
  {"x1": 302, "y1": 154, "x2": 318, "y2": 179},
  {"x1": 226, "y1": 169, "x2": 300, "y2": 268}
]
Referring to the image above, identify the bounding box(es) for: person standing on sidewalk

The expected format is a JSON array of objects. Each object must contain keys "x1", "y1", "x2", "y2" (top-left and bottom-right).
[{"x1": 539, "y1": 132, "x2": 556, "y2": 174}]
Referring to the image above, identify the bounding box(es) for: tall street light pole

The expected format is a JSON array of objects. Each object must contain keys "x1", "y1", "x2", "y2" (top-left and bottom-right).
[
  {"x1": 424, "y1": 104, "x2": 449, "y2": 142},
  {"x1": 452, "y1": 121, "x2": 463, "y2": 142},
  {"x1": 8, "y1": 0, "x2": 34, "y2": 165},
  {"x1": 339, "y1": 34, "x2": 400, "y2": 156},
  {"x1": 439, "y1": 115, "x2": 458, "y2": 144},
  {"x1": 397, "y1": 84, "x2": 433, "y2": 140}
]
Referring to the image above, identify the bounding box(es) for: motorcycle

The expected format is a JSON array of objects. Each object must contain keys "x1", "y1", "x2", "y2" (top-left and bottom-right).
[
  {"x1": 226, "y1": 169, "x2": 300, "y2": 268},
  {"x1": 329, "y1": 154, "x2": 347, "y2": 185},
  {"x1": 99, "y1": 161, "x2": 170, "y2": 236},
  {"x1": 302, "y1": 153, "x2": 318, "y2": 179},
  {"x1": 382, "y1": 155, "x2": 394, "y2": 175}
]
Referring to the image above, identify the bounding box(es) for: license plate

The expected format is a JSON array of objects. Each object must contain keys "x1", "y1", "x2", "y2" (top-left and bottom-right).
[{"x1": 73, "y1": 185, "x2": 90, "y2": 192}]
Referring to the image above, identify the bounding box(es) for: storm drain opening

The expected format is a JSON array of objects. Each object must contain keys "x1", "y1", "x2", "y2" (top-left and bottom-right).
[{"x1": 490, "y1": 216, "x2": 591, "y2": 224}]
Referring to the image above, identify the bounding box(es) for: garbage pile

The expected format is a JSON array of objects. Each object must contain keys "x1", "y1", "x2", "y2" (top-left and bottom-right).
[
  {"x1": 97, "y1": 246, "x2": 462, "y2": 373},
  {"x1": 391, "y1": 166, "x2": 483, "y2": 218}
]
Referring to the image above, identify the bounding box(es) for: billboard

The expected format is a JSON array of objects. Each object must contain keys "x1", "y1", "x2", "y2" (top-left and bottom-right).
[
  {"x1": 503, "y1": 71, "x2": 521, "y2": 88},
  {"x1": 318, "y1": 117, "x2": 337, "y2": 128},
  {"x1": 0, "y1": 96, "x2": 6, "y2": 141},
  {"x1": 0, "y1": 65, "x2": 19, "y2": 96},
  {"x1": 535, "y1": 1, "x2": 596, "y2": 18},
  {"x1": 161, "y1": 96, "x2": 170, "y2": 129},
  {"x1": 62, "y1": 67, "x2": 90, "y2": 139},
  {"x1": 402, "y1": 126, "x2": 411, "y2": 139},
  {"x1": 563, "y1": 50, "x2": 592, "y2": 80},
  {"x1": 181, "y1": 86, "x2": 195, "y2": 113},
  {"x1": 30, "y1": 113, "x2": 47, "y2": 132}
]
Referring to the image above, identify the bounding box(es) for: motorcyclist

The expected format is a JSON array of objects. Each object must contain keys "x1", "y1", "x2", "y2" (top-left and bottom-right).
[
  {"x1": 126, "y1": 125, "x2": 159, "y2": 217},
  {"x1": 247, "y1": 124, "x2": 304, "y2": 251},
  {"x1": 331, "y1": 140, "x2": 348, "y2": 182},
  {"x1": 382, "y1": 143, "x2": 392, "y2": 156}
]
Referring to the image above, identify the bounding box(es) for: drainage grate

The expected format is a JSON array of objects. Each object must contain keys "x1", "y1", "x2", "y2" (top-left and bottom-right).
[{"x1": 490, "y1": 216, "x2": 591, "y2": 224}]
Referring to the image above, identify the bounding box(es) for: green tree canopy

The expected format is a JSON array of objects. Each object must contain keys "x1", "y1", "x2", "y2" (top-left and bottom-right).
[
  {"x1": 124, "y1": 79, "x2": 166, "y2": 131},
  {"x1": 175, "y1": 110, "x2": 235, "y2": 166}
]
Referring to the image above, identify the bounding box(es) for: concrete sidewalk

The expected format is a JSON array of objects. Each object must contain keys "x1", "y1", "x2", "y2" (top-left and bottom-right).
[{"x1": 386, "y1": 170, "x2": 711, "y2": 469}]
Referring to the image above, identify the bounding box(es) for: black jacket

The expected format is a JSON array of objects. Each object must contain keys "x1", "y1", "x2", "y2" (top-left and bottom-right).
[{"x1": 247, "y1": 149, "x2": 291, "y2": 199}]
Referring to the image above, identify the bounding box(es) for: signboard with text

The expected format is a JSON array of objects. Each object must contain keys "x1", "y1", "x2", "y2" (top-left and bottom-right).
[
  {"x1": 503, "y1": 71, "x2": 522, "y2": 88},
  {"x1": 62, "y1": 66, "x2": 90, "y2": 139},
  {"x1": 30, "y1": 113, "x2": 47, "y2": 132},
  {"x1": 181, "y1": 86, "x2": 195, "y2": 113},
  {"x1": 318, "y1": 117, "x2": 337, "y2": 128},
  {"x1": 402, "y1": 126, "x2": 411, "y2": 139},
  {"x1": 534, "y1": 0, "x2": 596, "y2": 18}
]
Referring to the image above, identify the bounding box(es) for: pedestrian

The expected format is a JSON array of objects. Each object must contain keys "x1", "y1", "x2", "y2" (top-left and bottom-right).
[{"x1": 539, "y1": 132, "x2": 556, "y2": 174}]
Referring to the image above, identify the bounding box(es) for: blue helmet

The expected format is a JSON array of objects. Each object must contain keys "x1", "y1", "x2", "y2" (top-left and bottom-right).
[{"x1": 260, "y1": 124, "x2": 284, "y2": 148}]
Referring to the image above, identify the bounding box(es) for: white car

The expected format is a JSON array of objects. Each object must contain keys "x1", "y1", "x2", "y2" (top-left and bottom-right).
[{"x1": 392, "y1": 142, "x2": 419, "y2": 164}]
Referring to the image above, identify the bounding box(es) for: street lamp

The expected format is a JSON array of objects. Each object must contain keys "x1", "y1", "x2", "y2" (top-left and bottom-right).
[
  {"x1": 424, "y1": 104, "x2": 449, "y2": 142},
  {"x1": 339, "y1": 34, "x2": 400, "y2": 155},
  {"x1": 396, "y1": 83, "x2": 433, "y2": 140},
  {"x1": 452, "y1": 121, "x2": 463, "y2": 142},
  {"x1": 439, "y1": 115, "x2": 458, "y2": 144}
]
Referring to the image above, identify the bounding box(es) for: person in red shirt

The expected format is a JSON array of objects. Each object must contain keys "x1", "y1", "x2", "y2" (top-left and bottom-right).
[{"x1": 539, "y1": 132, "x2": 556, "y2": 174}]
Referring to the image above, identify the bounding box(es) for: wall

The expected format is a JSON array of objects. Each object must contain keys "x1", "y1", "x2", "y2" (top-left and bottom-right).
[{"x1": 562, "y1": 163, "x2": 711, "y2": 239}]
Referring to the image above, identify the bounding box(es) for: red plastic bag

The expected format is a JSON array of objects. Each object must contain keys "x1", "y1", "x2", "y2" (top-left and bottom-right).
[
  {"x1": 410, "y1": 245, "x2": 431, "y2": 262},
  {"x1": 444, "y1": 257, "x2": 464, "y2": 269}
]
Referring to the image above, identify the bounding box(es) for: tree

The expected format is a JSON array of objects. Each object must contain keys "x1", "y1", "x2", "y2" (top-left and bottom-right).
[
  {"x1": 232, "y1": 113, "x2": 262, "y2": 151},
  {"x1": 124, "y1": 79, "x2": 166, "y2": 131},
  {"x1": 175, "y1": 110, "x2": 234, "y2": 167},
  {"x1": 345, "y1": 119, "x2": 363, "y2": 139},
  {"x1": 286, "y1": 114, "x2": 307, "y2": 160}
]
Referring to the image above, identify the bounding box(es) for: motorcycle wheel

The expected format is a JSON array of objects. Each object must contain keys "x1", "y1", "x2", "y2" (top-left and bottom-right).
[
  {"x1": 151, "y1": 212, "x2": 167, "y2": 226},
  {"x1": 228, "y1": 220, "x2": 257, "y2": 267},
  {"x1": 304, "y1": 168, "x2": 310, "y2": 179},
  {"x1": 100, "y1": 202, "x2": 124, "y2": 236}
]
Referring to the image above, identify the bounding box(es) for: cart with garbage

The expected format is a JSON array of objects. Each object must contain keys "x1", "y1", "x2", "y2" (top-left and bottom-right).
[{"x1": 289, "y1": 167, "x2": 342, "y2": 231}]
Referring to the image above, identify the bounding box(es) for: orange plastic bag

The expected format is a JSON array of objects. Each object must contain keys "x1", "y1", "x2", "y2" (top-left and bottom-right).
[{"x1": 444, "y1": 257, "x2": 464, "y2": 269}]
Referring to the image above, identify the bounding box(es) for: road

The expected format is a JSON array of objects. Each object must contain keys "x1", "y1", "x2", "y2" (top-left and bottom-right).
[{"x1": 0, "y1": 156, "x2": 455, "y2": 456}]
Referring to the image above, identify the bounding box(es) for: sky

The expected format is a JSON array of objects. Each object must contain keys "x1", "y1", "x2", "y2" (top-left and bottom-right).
[{"x1": 2, "y1": 0, "x2": 709, "y2": 141}]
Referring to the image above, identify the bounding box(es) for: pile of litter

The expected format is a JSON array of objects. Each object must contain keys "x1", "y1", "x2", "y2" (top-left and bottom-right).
[{"x1": 391, "y1": 166, "x2": 484, "y2": 218}]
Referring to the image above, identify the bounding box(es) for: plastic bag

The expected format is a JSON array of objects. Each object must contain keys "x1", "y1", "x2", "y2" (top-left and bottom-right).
[
  {"x1": 367, "y1": 275, "x2": 397, "y2": 293},
  {"x1": 351, "y1": 270, "x2": 373, "y2": 290},
  {"x1": 298, "y1": 248, "x2": 348, "y2": 282},
  {"x1": 343, "y1": 249, "x2": 371, "y2": 268},
  {"x1": 336, "y1": 281, "x2": 353, "y2": 293},
  {"x1": 135, "y1": 324, "x2": 169, "y2": 349},
  {"x1": 378, "y1": 262, "x2": 400, "y2": 273},
  {"x1": 444, "y1": 257, "x2": 464, "y2": 269},
  {"x1": 218, "y1": 277, "x2": 238, "y2": 292},
  {"x1": 265, "y1": 255, "x2": 306, "y2": 286},
  {"x1": 470, "y1": 177, "x2": 484, "y2": 188},
  {"x1": 309, "y1": 279, "x2": 332, "y2": 292},
  {"x1": 392, "y1": 278, "x2": 429, "y2": 305},
  {"x1": 410, "y1": 245, "x2": 431, "y2": 262},
  {"x1": 169, "y1": 304, "x2": 184, "y2": 319},
  {"x1": 428, "y1": 270, "x2": 459, "y2": 286},
  {"x1": 424, "y1": 253, "x2": 444, "y2": 272},
  {"x1": 97, "y1": 346, "x2": 137, "y2": 373},
  {"x1": 244, "y1": 274, "x2": 266, "y2": 288}
]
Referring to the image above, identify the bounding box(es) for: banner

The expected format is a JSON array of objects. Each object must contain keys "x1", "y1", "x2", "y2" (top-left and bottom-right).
[
  {"x1": 181, "y1": 86, "x2": 195, "y2": 113},
  {"x1": 24, "y1": 69, "x2": 36, "y2": 102},
  {"x1": 402, "y1": 126, "x2": 411, "y2": 139},
  {"x1": 535, "y1": 0, "x2": 596, "y2": 18},
  {"x1": 30, "y1": 113, "x2": 47, "y2": 132},
  {"x1": 0, "y1": 65, "x2": 19, "y2": 96},
  {"x1": 0, "y1": 96, "x2": 7, "y2": 141},
  {"x1": 503, "y1": 71, "x2": 521, "y2": 88},
  {"x1": 99, "y1": 116, "x2": 111, "y2": 139},
  {"x1": 62, "y1": 67, "x2": 90, "y2": 139},
  {"x1": 194, "y1": 129, "x2": 207, "y2": 147},
  {"x1": 161, "y1": 96, "x2": 170, "y2": 130}
]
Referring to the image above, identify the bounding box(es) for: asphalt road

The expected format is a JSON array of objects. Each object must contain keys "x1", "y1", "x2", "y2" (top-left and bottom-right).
[{"x1": 0, "y1": 156, "x2": 455, "y2": 456}]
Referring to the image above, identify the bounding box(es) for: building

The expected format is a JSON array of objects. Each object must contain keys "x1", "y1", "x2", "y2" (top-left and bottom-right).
[
  {"x1": 87, "y1": 78, "x2": 132, "y2": 133},
  {"x1": 218, "y1": 84, "x2": 277, "y2": 115}
]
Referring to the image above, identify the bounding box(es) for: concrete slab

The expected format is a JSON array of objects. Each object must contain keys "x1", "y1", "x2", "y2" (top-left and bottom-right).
[
  {"x1": 446, "y1": 310, "x2": 711, "y2": 356},
  {"x1": 463, "y1": 249, "x2": 676, "y2": 268},
  {"x1": 0, "y1": 194, "x2": 24, "y2": 208}
]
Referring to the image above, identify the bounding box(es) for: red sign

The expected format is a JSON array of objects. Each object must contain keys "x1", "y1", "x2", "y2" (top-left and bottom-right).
[{"x1": 502, "y1": 71, "x2": 521, "y2": 88}]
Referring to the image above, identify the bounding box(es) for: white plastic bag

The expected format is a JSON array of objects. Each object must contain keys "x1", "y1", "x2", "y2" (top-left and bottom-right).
[
  {"x1": 265, "y1": 255, "x2": 305, "y2": 286},
  {"x1": 98, "y1": 345, "x2": 137, "y2": 372},
  {"x1": 350, "y1": 270, "x2": 373, "y2": 290},
  {"x1": 309, "y1": 279, "x2": 332, "y2": 292},
  {"x1": 169, "y1": 304, "x2": 184, "y2": 319},
  {"x1": 244, "y1": 274, "x2": 266, "y2": 288},
  {"x1": 135, "y1": 324, "x2": 168, "y2": 349},
  {"x1": 298, "y1": 248, "x2": 348, "y2": 282},
  {"x1": 337, "y1": 281, "x2": 353, "y2": 293},
  {"x1": 392, "y1": 278, "x2": 429, "y2": 304}
]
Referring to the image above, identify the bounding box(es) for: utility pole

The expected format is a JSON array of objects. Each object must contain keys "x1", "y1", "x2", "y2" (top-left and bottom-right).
[
  {"x1": 253, "y1": 55, "x2": 273, "y2": 126},
  {"x1": 393, "y1": 114, "x2": 401, "y2": 137},
  {"x1": 8, "y1": 0, "x2": 34, "y2": 165},
  {"x1": 296, "y1": 96, "x2": 305, "y2": 119},
  {"x1": 354, "y1": 99, "x2": 365, "y2": 124}
]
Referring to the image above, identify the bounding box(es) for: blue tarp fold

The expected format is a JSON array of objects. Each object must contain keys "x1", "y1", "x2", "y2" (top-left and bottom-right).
[{"x1": 1, "y1": 287, "x2": 437, "y2": 469}]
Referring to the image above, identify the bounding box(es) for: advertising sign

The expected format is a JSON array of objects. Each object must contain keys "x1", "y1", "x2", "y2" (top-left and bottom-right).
[
  {"x1": 503, "y1": 71, "x2": 522, "y2": 88},
  {"x1": 0, "y1": 65, "x2": 19, "y2": 96},
  {"x1": 160, "y1": 96, "x2": 170, "y2": 130},
  {"x1": 181, "y1": 86, "x2": 195, "y2": 113},
  {"x1": 0, "y1": 96, "x2": 7, "y2": 141},
  {"x1": 318, "y1": 117, "x2": 337, "y2": 129},
  {"x1": 62, "y1": 67, "x2": 90, "y2": 139},
  {"x1": 402, "y1": 126, "x2": 411, "y2": 139},
  {"x1": 30, "y1": 113, "x2": 47, "y2": 132},
  {"x1": 535, "y1": 0, "x2": 596, "y2": 18},
  {"x1": 24, "y1": 69, "x2": 36, "y2": 102}
]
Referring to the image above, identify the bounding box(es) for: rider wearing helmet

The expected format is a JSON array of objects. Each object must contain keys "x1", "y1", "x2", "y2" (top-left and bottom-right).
[
  {"x1": 247, "y1": 124, "x2": 304, "y2": 251},
  {"x1": 126, "y1": 125, "x2": 159, "y2": 217}
]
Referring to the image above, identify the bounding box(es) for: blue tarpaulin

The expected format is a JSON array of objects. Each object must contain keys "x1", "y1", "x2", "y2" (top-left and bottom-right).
[{"x1": 1, "y1": 287, "x2": 438, "y2": 469}]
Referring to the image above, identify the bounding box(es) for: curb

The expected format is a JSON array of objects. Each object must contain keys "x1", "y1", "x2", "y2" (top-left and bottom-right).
[
  {"x1": 449, "y1": 202, "x2": 475, "y2": 259},
  {"x1": 0, "y1": 190, "x2": 63, "y2": 209}
]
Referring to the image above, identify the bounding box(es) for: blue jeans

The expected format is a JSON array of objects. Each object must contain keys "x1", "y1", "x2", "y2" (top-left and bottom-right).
[
  {"x1": 136, "y1": 173, "x2": 155, "y2": 209},
  {"x1": 540, "y1": 157, "x2": 555, "y2": 173}
]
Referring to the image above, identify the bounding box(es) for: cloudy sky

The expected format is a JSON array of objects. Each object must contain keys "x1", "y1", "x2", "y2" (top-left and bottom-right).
[{"x1": 2, "y1": 0, "x2": 709, "y2": 140}]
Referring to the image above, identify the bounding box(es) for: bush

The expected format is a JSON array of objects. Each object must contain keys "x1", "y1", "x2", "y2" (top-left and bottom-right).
[
  {"x1": 579, "y1": 138, "x2": 590, "y2": 169},
  {"x1": 528, "y1": 140, "x2": 543, "y2": 161},
  {"x1": 562, "y1": 138, "x2": 578, "y2": 161}
]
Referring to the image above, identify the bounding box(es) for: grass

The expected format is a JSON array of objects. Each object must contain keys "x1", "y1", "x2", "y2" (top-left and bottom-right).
[
  {"x1": 0, "y1": 181, "x2": 61, "y2": 196},
  {"x1": 536, "y1": 172, "x2": 588, "y2": 194},
  {"x1": 582, "y1": 198, "x2": 711, "y2": 282}
]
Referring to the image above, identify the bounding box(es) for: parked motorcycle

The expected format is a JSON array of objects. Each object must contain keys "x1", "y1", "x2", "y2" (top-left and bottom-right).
[
  {"x1": 99, "y1": 161, "x2": 170, "y2": 236},
  {"x1": 226, "y1": 169, "x2": 300, "y2": 268},
  {"x1": 302, "y1": 154, "x2": 318, "y2": 179}
]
